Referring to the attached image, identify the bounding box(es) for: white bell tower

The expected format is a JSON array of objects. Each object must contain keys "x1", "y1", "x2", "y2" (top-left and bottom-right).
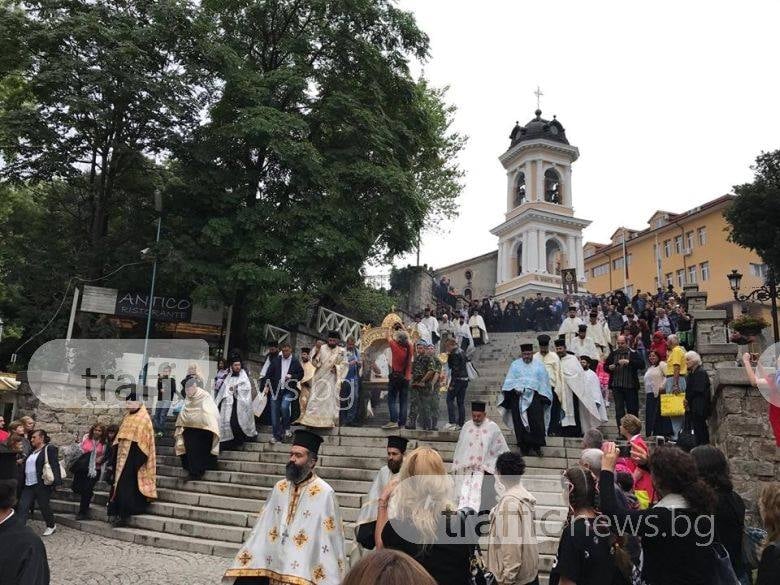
[{"x1": 491, "y1": 108, "x2": 590, "y2": 299}]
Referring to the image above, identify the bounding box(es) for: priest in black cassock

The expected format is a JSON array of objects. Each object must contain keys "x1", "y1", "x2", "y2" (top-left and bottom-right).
[{"x1": 0, "y1": 446, "x2": 50, "y2": 584}]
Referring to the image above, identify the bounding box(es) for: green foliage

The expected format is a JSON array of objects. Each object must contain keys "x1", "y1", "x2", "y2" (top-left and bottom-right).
[
  {"x1": 389, "y1": 264, "x2": 433, "y2": 295},
  {"x1": 325, "y1": 285, "x2": 398, "y2": 327},
  {"x1": 726, "y1": 150, "x2": 780, "y2": 272},
  {"x1": 729, "y1": 314, "x2": 769, "y2": 334},
  {"x1": 0, "y1": 0, "x2": 465, "y2": 360}
]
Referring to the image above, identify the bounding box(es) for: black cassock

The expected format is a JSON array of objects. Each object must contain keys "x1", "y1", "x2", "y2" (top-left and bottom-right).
[
  {"x1": 107, "y1": 443, "x2": 149, "y2": 520},
  {"x1": 501, "y1": 390, "x2": 550, "y2": 452},
  {"x1": 180, "y1": 428, "x2": 218, "y2": 479},
  {"x1": 0, "y1": 511, "x2": 50, "y2": 585}
]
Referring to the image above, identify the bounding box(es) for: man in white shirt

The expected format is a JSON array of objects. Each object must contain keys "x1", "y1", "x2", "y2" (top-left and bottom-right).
[
  {"x1": 413, "y1": 312, "x2": 432, "y2": 344},
  {"x1": 455, "y1": 315, "x2": 473, "y2": 354},
  {"x1": 585, "y1": 310, "x2": 612, "y2": 359},
  {"x1": 421, "y1": 308, "x2": 440, "y2": 349}
]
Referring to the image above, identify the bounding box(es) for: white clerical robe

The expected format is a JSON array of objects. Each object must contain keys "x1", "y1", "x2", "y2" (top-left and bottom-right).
[
  {"x1": 451, "y1": 419, "x2": 509, "y2": 511},
  {"x1": 586, "y1": 321, "x2": 612, "y2": 357},
  {"x1": 415, "y1": 321, "x2": 432, "y2": 344},
  {"x1": 534, "y1": 351, "x2": 563, "y2": 400},
  {"x1": 298, "y1": 344, "x2": 348, "y2": 428},
  {"x1": 215, "y1": 370, "x2": 258, "y2": 443},
  {"x1": 356, "y1": 465, "x2": 395, "y2": 530},
  {"x1": 224, "y1": 474, "x2": 346, "y2": 585},
  {"x1": 468, "y1": 314, "x2": 489, "y2": 344},
  {"x1": 571, "y1": 336, "x2": 600, "y2": 361},
  {"x1": 558, "y1": 317, "x2": 584, "y2": 347},
  {"x1": 559, "y1": 354, "x2": 603, "y2": 431},
  {"x1": 581, "y1": 369, "x2": 609, "y2": 433}
]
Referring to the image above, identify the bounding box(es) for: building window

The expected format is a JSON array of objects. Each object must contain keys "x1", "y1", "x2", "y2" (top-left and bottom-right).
[
  {"x1": 686, "y1": 231, "x2": 695, "y2": 252},
  {"x1": 698, "y1": 227, "x2": 707, "y2": 246},
  {"x1": 465, "y1": 269, "x2": 473, "y2": 281},
  {"x1": 544, "y1": 168, "x2": 562, "y2": 204},
  {"x1": 663, "y1": 240, "x2": 671, "y2": 258},
  {"x1": 613, "y1": 257, "x2": 624, "y2": 271},
  {"x1": 674, "y1": 236, "x2": 683, "y2": 255},
  {"x1": 592, "y1": 263, "x2": 609, "y2": 277},
  {"x1": 700, "y1": 262, "x2": 710, "y2": 281},
  {"x1": 665, "y1": 272, "x2": 673, "y2": 286},
  {"x1": 688, "y1": 265, "x2": 697, "y2": 283},
  {"x1": 676, "y1": 269, "x2": 685, "y2": 287},
  {"x1": 626, "y1": 253, "x2": 632, "y2": 266},
  {"x1": 750, "y1": 263, "x2": 768, "y2": 279},
  {"x1": 514, "y1": 172, "x2": 526, "y2": 206}
]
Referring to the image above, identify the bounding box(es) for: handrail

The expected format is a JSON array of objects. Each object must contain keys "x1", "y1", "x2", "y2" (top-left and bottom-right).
[
  {"x1": 263, "y1": 324, "x2": 290, "y2": 345},
  {"x1": 316, "y1": 306, "x2": 363, "y2": 342}
]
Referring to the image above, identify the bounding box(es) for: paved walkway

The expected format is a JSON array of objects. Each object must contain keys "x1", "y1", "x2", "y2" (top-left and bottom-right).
[{"x1": 32, "y1": 521, "x2": 228, "y2": 585}]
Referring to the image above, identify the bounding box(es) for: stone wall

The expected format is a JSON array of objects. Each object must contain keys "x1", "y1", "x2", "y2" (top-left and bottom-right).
[
  {"x1": 406, "y1": 267, "x2": 436, "y2": 316},
  {"x1": 711, "y1": 367, "x2": 780, "y2": 522}
]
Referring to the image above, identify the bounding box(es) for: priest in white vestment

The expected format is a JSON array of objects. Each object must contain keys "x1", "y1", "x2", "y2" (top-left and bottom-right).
[
  {"x1": 413, "y1": 313, "x2": 432, "y2": 344},
  {"x1": 578, "y1": 356, "x2": 609, "y2": 433},
  {"x1": 468, "y1": 311, "x2": 489, "y2": 346},
  {"x1": 455, "y1": 315, "x2": 474, "y2": 355},
  {"x1": 293, "y1": 347, "x2": 317, "y2": 423},
  {"x1": 452, "y1": 402, "x2": 509, "y2": 513},
  {"x1": 585, "y1": 310, "x2": 612, "y2": 358},
  {"x1": 224, "y1": 430, "x2": 346, "y2": 585},
  {"x1": 421, "y1": 308, "x2": 440, "y2": 349},
  {"x1": 298, "y1": 332, "x2": 348, "y2": 429},
  {"x1": 215, "y1": 359, "x2": 258, "y2": 447},
  {"x1": 355, "y1": 436, "x2": 408, "y2": 551},
  {"x1": 554, "y1": 339, "x2": 604, "y2": 438},
  {"x1": 557, "y1": 306, "x2": 584, "y2": 347},
  {"x1": 534, "y1": 334, "x2": 564, "y2": 436},
  {"x1": 571, "y1": 324, "x2": 600, "y2": 361}
]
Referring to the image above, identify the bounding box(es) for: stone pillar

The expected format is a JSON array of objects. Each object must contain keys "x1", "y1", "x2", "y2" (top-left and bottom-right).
[
  {"x1": 563, "y1": 165, "x2": 573, "y2": 207},
  {"x1": 526, "y1": 229, "x2": 538, "y2": 273},
  {"x1": 535, "y1": 159, "x2": 544, "y2": 201},
  {"x1": 538, "y1": 229, "x2": 547, "y2": 273},
  {"x1": 520, "y1": 236, "x2": 528, "y2": 275},
  {"x1": 575, "y1": 236, "x2": 586, "y2": 281},
  {"x1": 496, "y1": 241, "x2": 506, "y2": 283},
  {"x1": 506, "y1": 173, "x2": 514, "y2": 211},
  {"x1": 505, "y1": 240, "x2": 515, "y2": 280},
  {"x1": 566, "y1": 234, "x2": 576, "y2": 269},
  {"x1": 711, "y1": 368, "x2": 780, "y2": 523}
]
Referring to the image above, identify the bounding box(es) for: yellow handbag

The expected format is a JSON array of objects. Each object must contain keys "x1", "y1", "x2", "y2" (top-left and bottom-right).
[{"x1": 660, "y1": 393, "x2": 686, "y2": 417}]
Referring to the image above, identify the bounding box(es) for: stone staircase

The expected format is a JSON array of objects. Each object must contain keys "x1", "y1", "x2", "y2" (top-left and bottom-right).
[{"x1": 46, "y1": 331, "x2": 638, "y2": 583}]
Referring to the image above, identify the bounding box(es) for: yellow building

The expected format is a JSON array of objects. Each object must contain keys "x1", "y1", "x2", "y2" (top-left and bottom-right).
[{"x1": 583, "y1": 195, "x2": 769, "y2": 309}]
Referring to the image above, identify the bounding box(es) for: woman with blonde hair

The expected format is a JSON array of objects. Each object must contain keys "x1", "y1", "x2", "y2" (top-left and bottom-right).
[
  {"x1": 758, "y1": 482, "x2": 780, "y2": 585},
  {"x1": 375, "y1": 447, "x2": 471, "y2": 585}
]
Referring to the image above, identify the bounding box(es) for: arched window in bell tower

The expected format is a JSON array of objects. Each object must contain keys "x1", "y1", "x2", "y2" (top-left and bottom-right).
[
  {"x1": 514, "y1": 172, "x2": 526, "y2": 206},
  {"x1": 544, "y1": 168, "x2": 562, "y2": 204}
]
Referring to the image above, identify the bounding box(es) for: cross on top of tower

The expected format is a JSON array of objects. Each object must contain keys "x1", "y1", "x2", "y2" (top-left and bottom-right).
[{"x1": 534, "y1": 85, "x2": 544, "y2": 110}]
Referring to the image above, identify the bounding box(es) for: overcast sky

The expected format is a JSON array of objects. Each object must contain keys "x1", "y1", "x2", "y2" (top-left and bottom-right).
[{"x1": 387, "y1": 0, "x2": 780, "y2": 272}]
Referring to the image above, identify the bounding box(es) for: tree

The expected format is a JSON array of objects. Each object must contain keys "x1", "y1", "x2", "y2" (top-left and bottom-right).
[
  {"x1": 0, "y1": 0, "x2": 211, "y2": 277},
  {"x1": 725, "y1": 150, "x2": 780, "y2": 272},
  {"x1": 169, "y1": 0, "x2": 464, "y2": 352}
]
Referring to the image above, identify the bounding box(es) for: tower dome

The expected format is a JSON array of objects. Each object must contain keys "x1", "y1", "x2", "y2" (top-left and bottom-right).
[{"x1": 509, "y1": 109, "x2": 569, "y2": 147}]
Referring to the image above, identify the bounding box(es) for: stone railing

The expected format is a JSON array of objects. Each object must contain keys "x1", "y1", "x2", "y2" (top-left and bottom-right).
[{"x1": 711, "y1": 367, "x2": 780, "y2": 522}]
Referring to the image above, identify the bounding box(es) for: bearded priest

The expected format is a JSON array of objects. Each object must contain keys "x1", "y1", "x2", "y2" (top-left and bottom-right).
[
  {"x1": 224, "y1": 430, "x2": 347, "y2": 585},
  {"x1": 354, "y1": 435, "x2": 408, "y2": 550},
  {"x1": 498, "y1": 343, "x2": 552, "y2": 457},
  {"x1": 452, "y1": 401, "x2": 509, "y2": 514}
]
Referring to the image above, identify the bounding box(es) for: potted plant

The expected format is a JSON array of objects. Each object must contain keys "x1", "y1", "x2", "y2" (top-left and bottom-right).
[{"x1": 729, "y1": 314, "x2": 770, "y2": 338}]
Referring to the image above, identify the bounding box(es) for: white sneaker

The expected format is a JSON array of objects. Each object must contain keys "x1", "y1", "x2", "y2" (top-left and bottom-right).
[
  {"x1": 381, "y1": 422, "x2": 399, "y2": 430},
  {"x1": 284, "y1": 430, "x2": 293, "y2": 439},
  {"x1": 269, "y1": 437, "x2": 277, "y2": 444},
  {"x1": 43, "y1": 526, "x2": 57, "y2": 537}
]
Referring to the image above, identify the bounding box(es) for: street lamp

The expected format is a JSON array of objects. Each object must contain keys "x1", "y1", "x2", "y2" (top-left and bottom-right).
[
  {"x1": 139, "y1": 191, "x2": 163, "y2": 389},
  {"x1": 727, "y1": 267, "x2": 780, "y2": 343}
]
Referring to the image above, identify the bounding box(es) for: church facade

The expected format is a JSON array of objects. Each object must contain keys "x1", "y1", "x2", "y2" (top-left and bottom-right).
[{"x1": 434, "y1": 109, "x2": 591, "y2": 301}]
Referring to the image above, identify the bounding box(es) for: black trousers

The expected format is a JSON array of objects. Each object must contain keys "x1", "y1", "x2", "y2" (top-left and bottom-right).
[
  {"x1": 17, "y1": 483, "x2": 55, "y2": 528},
  {"x1": 547, "y1": 391, "x2": 562, "y2": 436},
  {"x1": 504, "y1": 390, "x2": 548, "y2": 450},
  {"x1": 692, "y1": 413, "x2": 710, "y2": 445},
  {"x1": 613, "y1": 386, "x2": 639, "y2": 433},
  {"x1": 78, "y1": 476, "x2": 97, "y2": 515}
]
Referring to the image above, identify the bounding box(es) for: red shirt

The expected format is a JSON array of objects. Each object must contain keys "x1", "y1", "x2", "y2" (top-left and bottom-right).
[
  {"x1": 0, "y1": 429, "x2": 8, "y2": 442},
  {"x1": 388, "y1": 338, "x2": 413, "y2": 381}
]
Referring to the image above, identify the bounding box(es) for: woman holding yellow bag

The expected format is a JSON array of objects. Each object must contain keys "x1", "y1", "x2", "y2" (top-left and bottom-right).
[{"x1": 664, "y1": 334, "x2": 688, "y2": 439}]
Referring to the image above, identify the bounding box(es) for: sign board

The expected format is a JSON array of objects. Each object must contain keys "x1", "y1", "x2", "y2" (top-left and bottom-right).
[
  {"x1": 115, "y1": 292, "x2": 193, "y2": 322},
  {"x1": 561, "y1": 268, "x2": 578, "y2": 295},
  {"x1": 79, "y1": 285, "x2": 222, "y2": 325},
  {"x1": 80, "y1": 285, "x2": 118, "y2": 314}
]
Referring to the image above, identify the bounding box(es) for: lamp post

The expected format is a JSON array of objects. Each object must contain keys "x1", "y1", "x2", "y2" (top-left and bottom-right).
[
  {"x1": 727, "y1": 268, "x2": 780, "y2": 344},
  {"x1": 139, "y1": 192, "x2": 163, "y2": 390}
]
